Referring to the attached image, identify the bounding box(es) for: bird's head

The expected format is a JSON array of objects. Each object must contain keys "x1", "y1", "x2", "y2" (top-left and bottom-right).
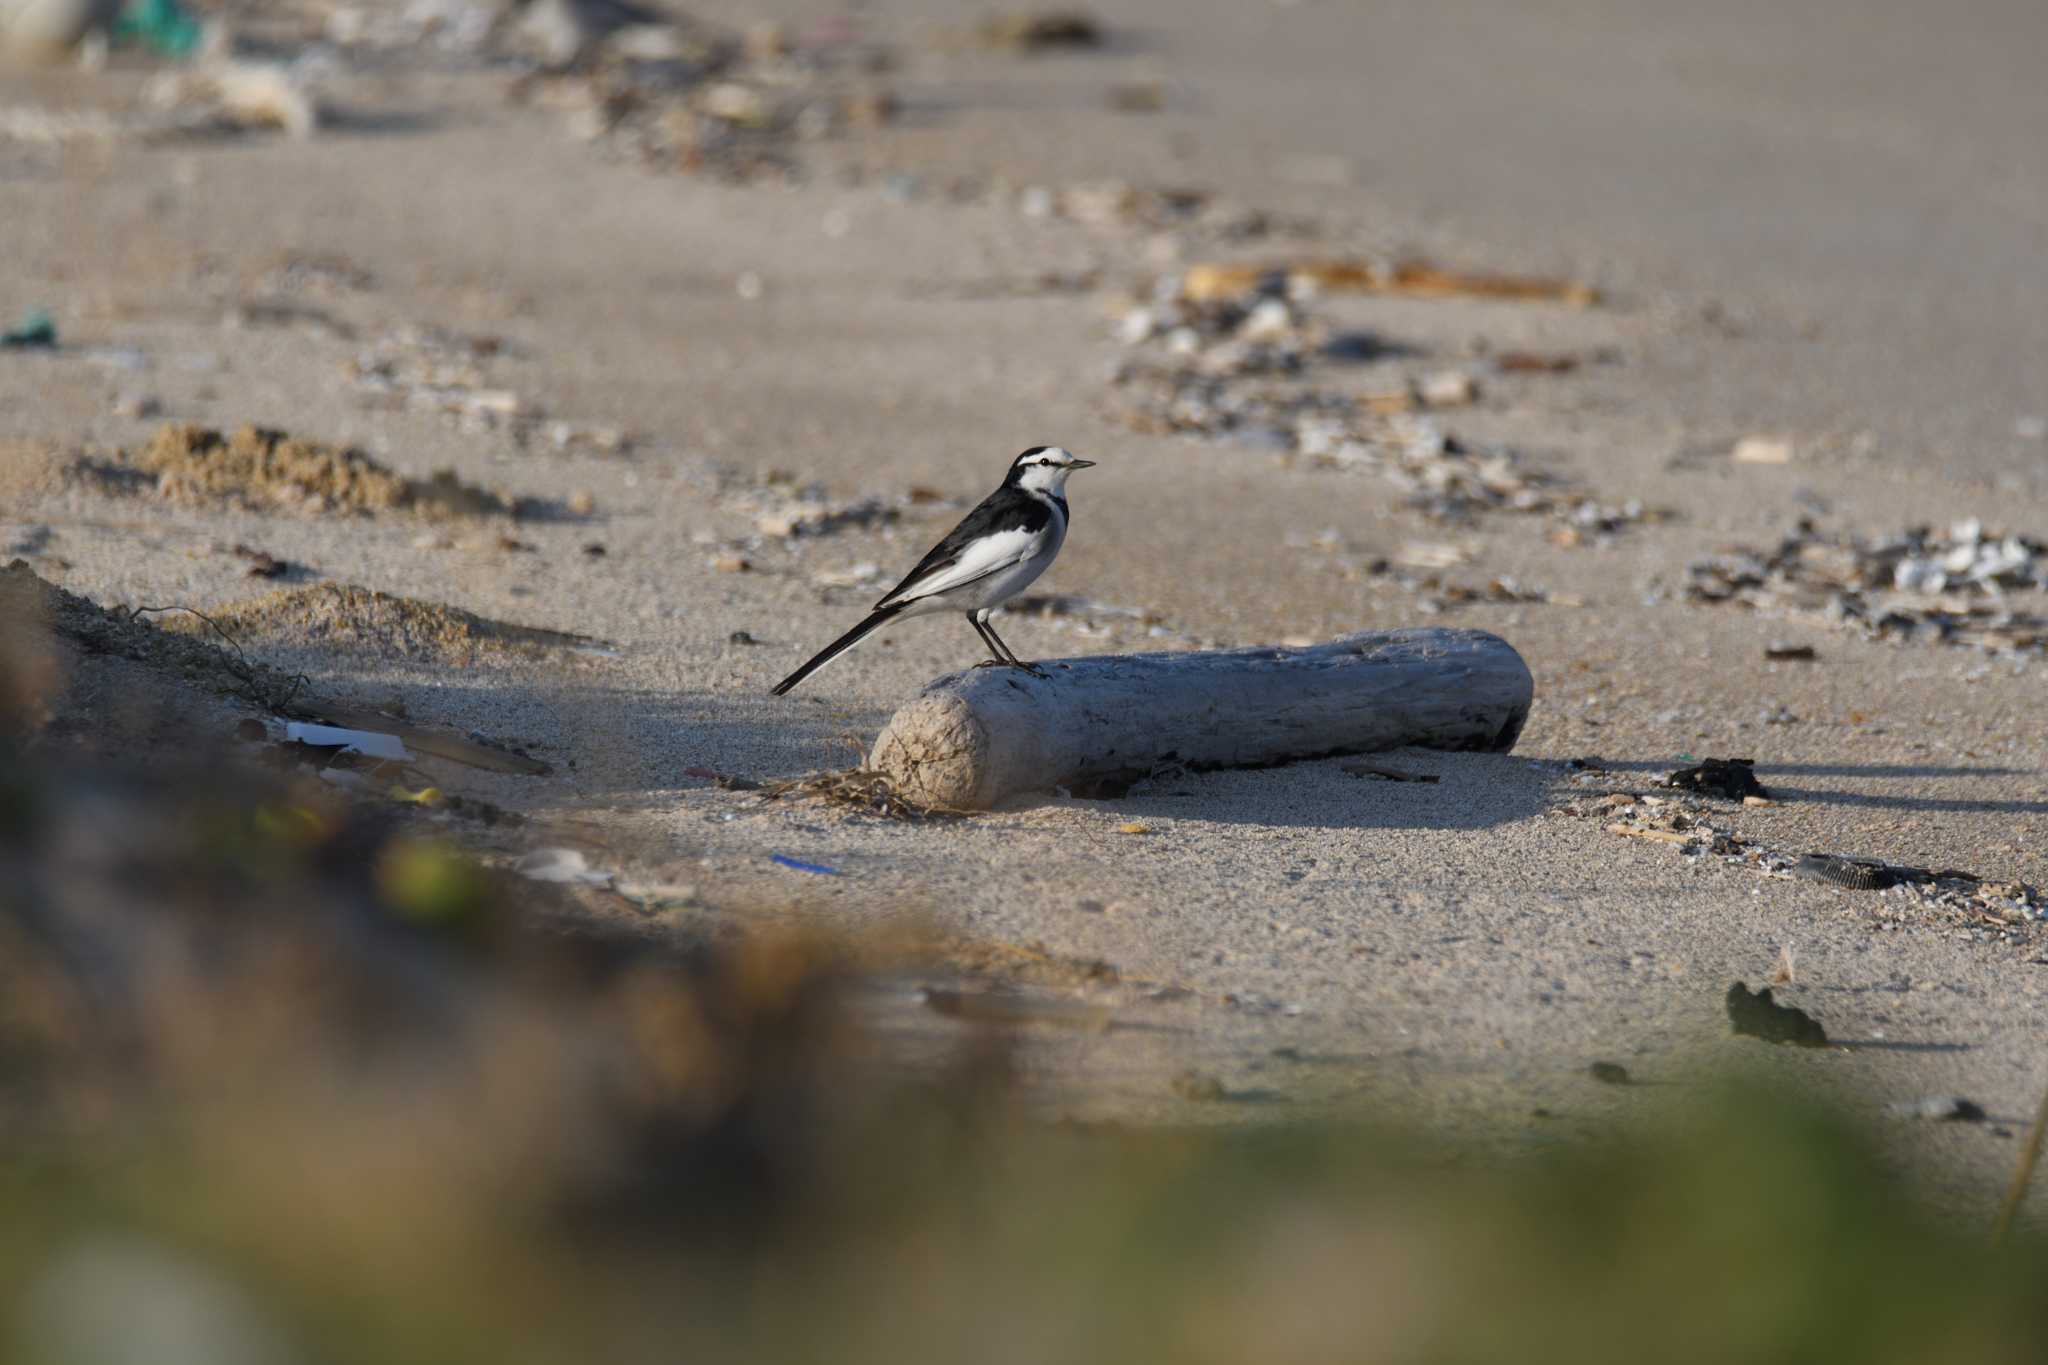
[{"x1": 1006, "y1": 446, "x2": 1095, "y2": 494}]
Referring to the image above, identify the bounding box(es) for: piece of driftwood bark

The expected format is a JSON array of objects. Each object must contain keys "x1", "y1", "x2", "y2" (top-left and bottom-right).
[{"x1": 869, "y1": 627, "x2": 1532, "y2": 810}]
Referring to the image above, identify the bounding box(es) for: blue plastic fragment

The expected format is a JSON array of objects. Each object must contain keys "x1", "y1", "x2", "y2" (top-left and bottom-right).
[
  {"x1": 1, "y1": 309, "x2": 56, "y2": 349},
  {"x1": 771, "y1": 854, "x2": 841, "y2": 876}
]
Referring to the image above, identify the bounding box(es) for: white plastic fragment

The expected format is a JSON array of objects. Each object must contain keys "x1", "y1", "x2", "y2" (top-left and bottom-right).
[
  {"x1": 284, "y1": 722, "x2": 411, "y2": 762},
  {"x1": 514, "y1": 847, "x2": 613, "y2": 887}
]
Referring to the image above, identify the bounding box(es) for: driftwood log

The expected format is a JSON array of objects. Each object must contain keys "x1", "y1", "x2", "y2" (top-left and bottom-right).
[{"x1": 869, "y1": 627, "x2": 1533, "y2": 810}]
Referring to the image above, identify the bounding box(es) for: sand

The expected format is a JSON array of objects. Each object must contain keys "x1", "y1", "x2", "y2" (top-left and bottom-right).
[{"x1": 3, "y1": 0, "x2": 2045, "y2": 1216}]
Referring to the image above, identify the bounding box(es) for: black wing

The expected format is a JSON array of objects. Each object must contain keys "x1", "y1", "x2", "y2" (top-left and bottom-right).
[{"x1": 873, "y1": 488, "x2": 1055, "y2": 608}]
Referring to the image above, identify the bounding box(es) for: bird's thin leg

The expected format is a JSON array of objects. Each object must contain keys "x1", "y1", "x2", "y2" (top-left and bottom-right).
[
  {"x1": 982, "y1": 616, "x2": 1046, "y2": 676},
  {"x1": 967, "y1": 613, "x2": 1006, "y2": 667}
]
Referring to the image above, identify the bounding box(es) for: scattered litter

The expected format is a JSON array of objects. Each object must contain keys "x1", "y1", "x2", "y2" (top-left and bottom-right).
[
  {"x1": 283, "y1": 721, "x2": 410, "y2": 762},
  {"x1": 771, "y1": 853, "x2": 841, "y2": 876},
  {"x1": 231, "y1": 543, "x2": 290, "y2": 579},
  {"x1": 683, "y1": 766, "x2": 761, "y2": 791},
  {"x1": 1665, "y1": 757, "x2": 1767, "y2": 801},
  {"x1": 1179, "y1": 259, "x2": 1597, "y2": 307},
  {"x1": 1731, "y1": 436, "x2": 1794, "y2": 466},
  {"x1": 1495, "y1": 351, "x2": 1581, "y2": 374},
  {"x1": 1726, "y1": 982, "x2": 1828, "y2": 1047},
  {"x1": 310, "y1": 702, "x2": 551, "y2": 776},
  {"x1": 1788, "y1": 853, "x2": 1969, "y2": 893},
  {"x1": 1341, "y1": 762, "x2": 1439, "y2": 783},
  {"x1": 145, "y1": 61, "x2": 324, "y2": 139},
  {"x1": 761, "y1": 765, "x2": 963, "y2": 821},
  {"x1": 1116, "y1": 821, "x2": 1151, "y2": 834},
  {"x1": 1, "y1": 308, "x2": 56, "y2": 349},
  {"x1": 1764, "y1": 642, "x2": 1817, "y2": 661},
  {"x1": 508, "y1": 4, "x2": 896, "y2": 183},
  {"x1": 1588, "y1": 1061, "x2": 1631, "y2": 1085},
  {"x1": 920, "y1": 987, "x2": 1112, "y2": 1030},
  {"x1": 111, "y1": 0, "x2": 201, "y2": 57},
  {"x1": 1689, "y1": 518, "x2": 2048, "y2": 655},
  {"x1": 1887, "y1": 1096, "x2": 1987, "y2": 1122},
  {"x1": 514, "y1": 847, "x2": 613, "y2": 887},
  {"x1": 977, "y1": 10, "x2": 1102, "y2": 50},
  {"x1": 1109, "y1": 273, "x2": 1653, "y2": 541},
  {"x1": 1553, "y1": 782, "x2": 2047, "y2": 937}
]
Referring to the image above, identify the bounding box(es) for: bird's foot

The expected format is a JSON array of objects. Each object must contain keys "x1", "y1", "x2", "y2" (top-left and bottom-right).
[{"x1": 1010, "y1": 660, "x2": 1049, "y2": 678}]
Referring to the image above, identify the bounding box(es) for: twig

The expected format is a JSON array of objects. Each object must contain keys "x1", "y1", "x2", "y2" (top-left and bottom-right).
[
  {"x1": 118, "y1": 602, "x2": 310, "y2": 714},
  {"x1": 1993, "y1": 1075, "x2": 2048, "y2": 1245}
]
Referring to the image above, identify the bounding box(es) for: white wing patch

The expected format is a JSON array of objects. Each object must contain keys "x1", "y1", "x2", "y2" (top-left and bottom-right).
[{"x1": 878, "y1": 526, "x2": 1041, "y2": 608}]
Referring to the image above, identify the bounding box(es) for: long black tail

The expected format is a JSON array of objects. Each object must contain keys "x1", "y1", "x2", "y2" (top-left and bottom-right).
[{"x1": 771, "y1": 607, "x2": 901, "y2": 695}]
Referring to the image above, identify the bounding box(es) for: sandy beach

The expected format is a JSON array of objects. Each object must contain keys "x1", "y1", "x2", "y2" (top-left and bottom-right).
[{"x1": 5, "y1": 0, "x2": 2046, "y2": 1217}]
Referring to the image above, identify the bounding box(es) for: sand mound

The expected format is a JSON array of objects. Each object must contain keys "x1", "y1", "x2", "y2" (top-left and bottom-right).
[
  {"x1": 1, "y1": 560, "x2": 307, "y2": 726},
  {"x1": 176, "y1": 582, "x2": 605, "y2": 664},
  {"x1": 126, "y1": 424, "x2": 519, "y2": 519}
]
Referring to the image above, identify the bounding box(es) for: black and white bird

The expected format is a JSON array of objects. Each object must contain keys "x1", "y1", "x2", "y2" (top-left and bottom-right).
[{"x1": 770, "y1": 446, "x2": 1096, "y2": 696}]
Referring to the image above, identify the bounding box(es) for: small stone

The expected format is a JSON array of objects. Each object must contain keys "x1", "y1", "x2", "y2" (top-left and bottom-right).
[
  {"x1": 1588, "y1": 1060, "x2": 1630, "y2": 1085},
  {"x1": 728, "y1": 630, "x2": 759, "y2": 646},
  {"x1": 112, "y1": 392, "x2": 163, "y2": 419},
  {"x1": 567, "y1": 490, "x2": 597, "y2": 516},
  {"x1": 1418, "y1": 370, "x2": 1478, "y2": 408},
  {"x1": 713, "y1": 555, "x2": 751, "y2": 573}
]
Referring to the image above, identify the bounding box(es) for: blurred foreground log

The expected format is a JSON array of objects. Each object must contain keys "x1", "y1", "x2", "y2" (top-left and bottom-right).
[{"x1": 869, "y1": 627, "x2": 1533, "y2": 810}]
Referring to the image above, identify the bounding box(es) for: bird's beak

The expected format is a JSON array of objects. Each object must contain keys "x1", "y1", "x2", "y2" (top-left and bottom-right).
[{"x1": 1069, "y1": 459, "x2": 1097, "y2": 469}]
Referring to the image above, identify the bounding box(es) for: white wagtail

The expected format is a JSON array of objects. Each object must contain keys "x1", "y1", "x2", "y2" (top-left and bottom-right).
[{"x1": 771, "y1": 446, "x2": 1096, "y2": 695}]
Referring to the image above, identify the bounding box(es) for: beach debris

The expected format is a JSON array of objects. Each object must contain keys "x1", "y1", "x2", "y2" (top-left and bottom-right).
[
  {"x1": 231, "y1": 543, "x2": 290, "y2": 579},
  {"x1": 1554, "y1": 784, "x2": 2046, "y2": 937},
  {"x1": 514, "y1": 847, "x2": 613, "y2": 887},
  {"x1": 1688, "y1": 518, "x2": 2048, "y2": 655},
  {"x1": 1178, "y1": 258, "x2": 1597, "y2": 307},
  {"x1": 166, "y1": 582, "x2": 605, "y2": 668},
  {"x1": 728, "y1": 630, "x2": 759, "y2": 645},
  {"x1": 308, "y1": 702, "x2": 552, "y2": 776},
  {"x1": 771, "y1": 853, "x2": 841, "y2": 876},
  {"x1": 1787, "y1": 853, "x2": 1980, "y2": 893},
  {"x1": 683, "y1": 765, "x2": 761, "y2": 791},
  {"x1": 1588, "y1": 1061, "x2": 1631, "y2": 1085},
  {"x1": 1, "y1": 307, "x2": 56, "y2": 349},
  {"x1": 1341, "y1": 762, "x2": 1439, "y2": 783},
  {"x1": 1887, "y1": 1097, "x2": 1987, "y2": 1123},
  {"x1": 1664, "y1": 757, "x2": 1767, "y2": 801},
  {"x1": 1495, "y1": 350, "x2": 1581, "y2": 374},
  {"x1": 1764, "y1": 642, "x2": 1817, "y2": 661},
  {"x1": 977, "y1": 10, "x2": 1102, "y2": 50},
  {"x1": 1731, "y1": 435, "x2": 1795, "y2": 466},
  {"x1": 1726, "y1": 982, "x2": 1828, "y2": 1048},
  {"x1": 283, "y1": 721, "x2": 410, "y2": 763},
  {"x1": 111, "y1": 0, "x2": 199, "y2": 55},
  {"x1": 760, "y1": 764, "x2": 963, "y2": 822},
  {"x1": 507, "y1": 3, "x2": 895, "y2": 183},
  {"x1": 1108, "y1": 274, "x2": 1654, "y2": 540},
  {"x1": 145, "y1": 61, "x2": 324, "y2": 138},
  {"x1": 1116, "y1": 822, "x2": 1151, "y2": 835}
]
